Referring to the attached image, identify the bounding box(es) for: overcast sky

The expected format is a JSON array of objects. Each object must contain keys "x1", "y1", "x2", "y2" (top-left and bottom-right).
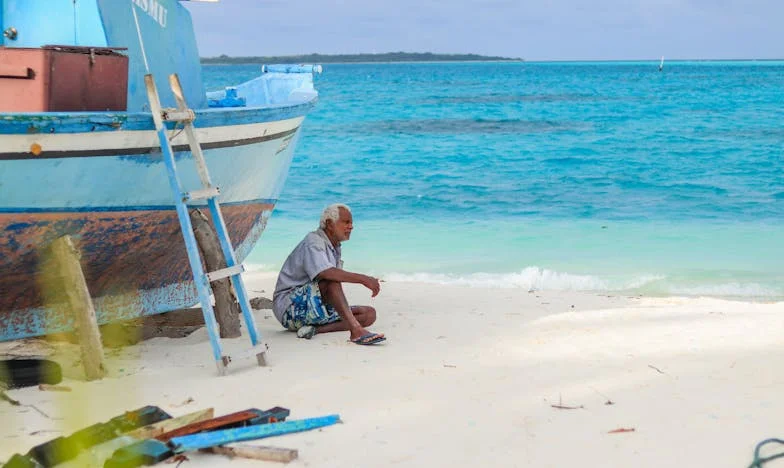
[{"x1": 183, "y1": 0, "x2": 783, "y2": 61}]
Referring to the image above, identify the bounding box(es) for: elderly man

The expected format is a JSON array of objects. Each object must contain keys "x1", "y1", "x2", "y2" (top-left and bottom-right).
[{"x1": 272, "y1": 203, "x2": 385, "y2": 345}]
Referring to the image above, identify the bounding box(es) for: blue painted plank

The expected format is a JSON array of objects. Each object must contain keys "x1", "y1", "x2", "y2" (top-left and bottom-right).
[{"x1": 168, "y1": 415, "x2": 341, "y2": 452}]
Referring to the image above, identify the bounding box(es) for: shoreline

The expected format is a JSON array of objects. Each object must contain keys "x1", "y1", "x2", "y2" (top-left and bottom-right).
[
  {"x1": 2, "y1": 272, "x2": 783, "y2": 466},
  {"x1": 245, "y1": 266, "x2": 784, "y2": 305}
]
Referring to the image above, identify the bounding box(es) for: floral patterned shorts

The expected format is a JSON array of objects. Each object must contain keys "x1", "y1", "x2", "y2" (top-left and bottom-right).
[{"x1": 280, "y1": 281, "x2": 340, "y2": 331}]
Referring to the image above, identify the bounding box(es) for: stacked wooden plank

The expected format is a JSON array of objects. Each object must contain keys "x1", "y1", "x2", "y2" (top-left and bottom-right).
[{"x1": 2, "y1": 405, "x2": 340, "y2": 467}]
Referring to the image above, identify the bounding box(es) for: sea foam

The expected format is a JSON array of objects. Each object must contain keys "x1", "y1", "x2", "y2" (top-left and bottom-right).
[{"x1": 383, "y1": 267, "x2": 664, "y2": 292}]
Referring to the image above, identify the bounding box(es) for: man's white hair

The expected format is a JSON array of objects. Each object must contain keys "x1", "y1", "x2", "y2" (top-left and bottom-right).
[{"x1": 320, "y1": 203, "x2": 351, "y2": 229}]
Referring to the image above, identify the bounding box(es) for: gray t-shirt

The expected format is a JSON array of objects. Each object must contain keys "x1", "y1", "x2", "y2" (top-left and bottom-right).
[{"x1": 272, "y1": 229, "x2": 342, "y2": 322}]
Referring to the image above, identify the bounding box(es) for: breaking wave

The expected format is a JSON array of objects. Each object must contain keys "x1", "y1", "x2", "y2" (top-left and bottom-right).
[
  {"x1": 382, "y1": 267, "x2": 663, "y2": 292},
  {"x1": 381, "y1": 267, "x2": 783, "y2": 299}
]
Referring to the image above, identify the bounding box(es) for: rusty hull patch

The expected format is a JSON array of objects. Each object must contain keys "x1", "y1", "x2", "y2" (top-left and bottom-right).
[{"x1": 0, "y1": 202, "x2": 274, "y2": 341}]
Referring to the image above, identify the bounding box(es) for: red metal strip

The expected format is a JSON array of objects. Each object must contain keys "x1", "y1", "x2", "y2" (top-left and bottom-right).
[{"x1": 156, "y1": 410, "x2": 260, "y2": 442}]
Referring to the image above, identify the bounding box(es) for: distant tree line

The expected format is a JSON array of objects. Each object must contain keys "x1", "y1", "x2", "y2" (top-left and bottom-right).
[{"x1": 201, "y1": 52, "x2": 522, "y2": 64}]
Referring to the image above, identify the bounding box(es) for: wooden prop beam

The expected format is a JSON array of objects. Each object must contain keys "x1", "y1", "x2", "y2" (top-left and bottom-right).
[
  {"x1": 48, "y1": 235, "x2": 106, "y2": 380},
  {"x1": 203, "y1": 444, "x2": 298, "y2": 463},
  {"x1": 190, "y1": 208, "x2": 241, "y2": 338}
]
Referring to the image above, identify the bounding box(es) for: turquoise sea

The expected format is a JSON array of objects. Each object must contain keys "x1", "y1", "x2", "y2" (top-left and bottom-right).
[{"x1": 204, "y1": 61, "x2": 784, "y2": 300}]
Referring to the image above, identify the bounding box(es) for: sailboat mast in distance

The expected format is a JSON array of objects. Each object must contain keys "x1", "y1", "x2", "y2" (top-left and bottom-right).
[{"x1": 659, "y1": 56, "x2": 664, "y2": 72}]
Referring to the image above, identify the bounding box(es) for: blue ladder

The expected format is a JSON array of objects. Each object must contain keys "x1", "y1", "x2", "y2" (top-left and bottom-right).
[{"x1": 144, "y1": 74, "x2": 269, "y2": 375}]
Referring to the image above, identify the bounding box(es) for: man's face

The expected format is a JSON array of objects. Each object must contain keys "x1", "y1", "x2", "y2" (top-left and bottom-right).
[{"x1": 327, "y1": 208, "x2": 353, "y2": 242}]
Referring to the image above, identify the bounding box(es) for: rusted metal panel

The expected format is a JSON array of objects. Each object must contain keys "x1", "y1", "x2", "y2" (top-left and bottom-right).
[
  {"x1": 0, "y1": 202, "x2": 274, "y2": 341},
  {"x1": 0, "y1": 46, "x2": 128, "y2": 112},
  {"x1": 47, "y1": 46, "x2": 129, "y2": 112}
]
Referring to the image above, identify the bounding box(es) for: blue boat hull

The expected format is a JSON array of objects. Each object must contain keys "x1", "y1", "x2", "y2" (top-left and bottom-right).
[{"x1": 0, "y1": 105, "x2": 313, "y2": 341}]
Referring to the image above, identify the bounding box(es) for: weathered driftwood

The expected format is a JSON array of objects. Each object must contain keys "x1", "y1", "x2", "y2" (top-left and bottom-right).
[
  {"x1": 47, "y1": 236, "x2": 106, "y2": 380},
  {"x1": 203, "y1": 444, "x2": 299, "y2": 463},
  {"x1": 190, "y1": 209, "x2": 241, "y2": 338}
]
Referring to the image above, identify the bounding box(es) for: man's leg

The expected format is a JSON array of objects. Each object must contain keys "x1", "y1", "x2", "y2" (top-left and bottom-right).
[
  {"x1": 313, "y1": 305, "x2": 376, "y2": 333},
  {"x1": 317, "y1": 280, "x2": 378, "y2": 340}
]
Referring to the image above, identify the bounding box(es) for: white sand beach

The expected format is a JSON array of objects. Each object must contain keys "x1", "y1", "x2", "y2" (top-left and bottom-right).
[{"x1": 2, "y1": 271, "x2": 783, "y2": 467}]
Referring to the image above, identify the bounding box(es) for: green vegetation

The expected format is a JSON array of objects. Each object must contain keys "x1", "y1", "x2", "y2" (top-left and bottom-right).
[{"x1": 201, "y1": 52, "x2": 522, "y2": 64}]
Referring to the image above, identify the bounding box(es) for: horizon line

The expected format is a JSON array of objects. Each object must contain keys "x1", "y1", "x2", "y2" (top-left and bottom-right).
[{"x1": 200, "y1": 54, "x2": 784, "y2": 63}]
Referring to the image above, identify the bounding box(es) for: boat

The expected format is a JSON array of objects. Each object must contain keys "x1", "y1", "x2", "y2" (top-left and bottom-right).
[{"x1": 0, "y1": 0, "x2": 320, "y2": 341}]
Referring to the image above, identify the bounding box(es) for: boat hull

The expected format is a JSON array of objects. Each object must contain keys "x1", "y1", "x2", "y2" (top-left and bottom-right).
[
  {"x1": 0, "y1": 109, "x2": 310, "y2": 341},
  {"x1": 0, "y1": 202, "x2": 272, "y2": 341}
]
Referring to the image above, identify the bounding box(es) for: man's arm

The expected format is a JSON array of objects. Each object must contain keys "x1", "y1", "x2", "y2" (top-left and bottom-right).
[{"x1": 316, "y1": 267, "x2": 381, "y2": 297}]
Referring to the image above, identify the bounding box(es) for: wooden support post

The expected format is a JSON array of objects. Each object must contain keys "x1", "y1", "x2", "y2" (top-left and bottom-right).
[
  {"x1": 203, "y1": 444, "x2": 299, "y2": 463},
  {"x1": 190, "y1": 209, "x2": 241, "y2": 338},
  {"x1": 49, "y1": 236, "x2": 106, "y2": 381}
]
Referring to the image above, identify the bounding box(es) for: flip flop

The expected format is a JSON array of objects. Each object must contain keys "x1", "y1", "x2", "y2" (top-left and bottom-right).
[{"x1": 350, "y1": 333, "x2": 386, "y2": 345}]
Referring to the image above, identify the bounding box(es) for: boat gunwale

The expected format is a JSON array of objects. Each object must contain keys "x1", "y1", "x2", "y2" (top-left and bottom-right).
[{"x1": 0, "y1": 98, "x2": 317, "y2": 133}]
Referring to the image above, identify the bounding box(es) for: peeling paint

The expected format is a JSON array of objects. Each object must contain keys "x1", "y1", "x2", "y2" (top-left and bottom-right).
[{"x1": 0, "y1": 203, "x2": 274, "y2": 341}]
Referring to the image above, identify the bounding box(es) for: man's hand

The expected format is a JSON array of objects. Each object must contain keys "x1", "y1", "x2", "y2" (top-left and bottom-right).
[
  {"x1": 317, "y1": 268, "x2": 381, "y2": 297},
  {"x1": 362, "y1": 275, "x2": 381, "y2": 297}
]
